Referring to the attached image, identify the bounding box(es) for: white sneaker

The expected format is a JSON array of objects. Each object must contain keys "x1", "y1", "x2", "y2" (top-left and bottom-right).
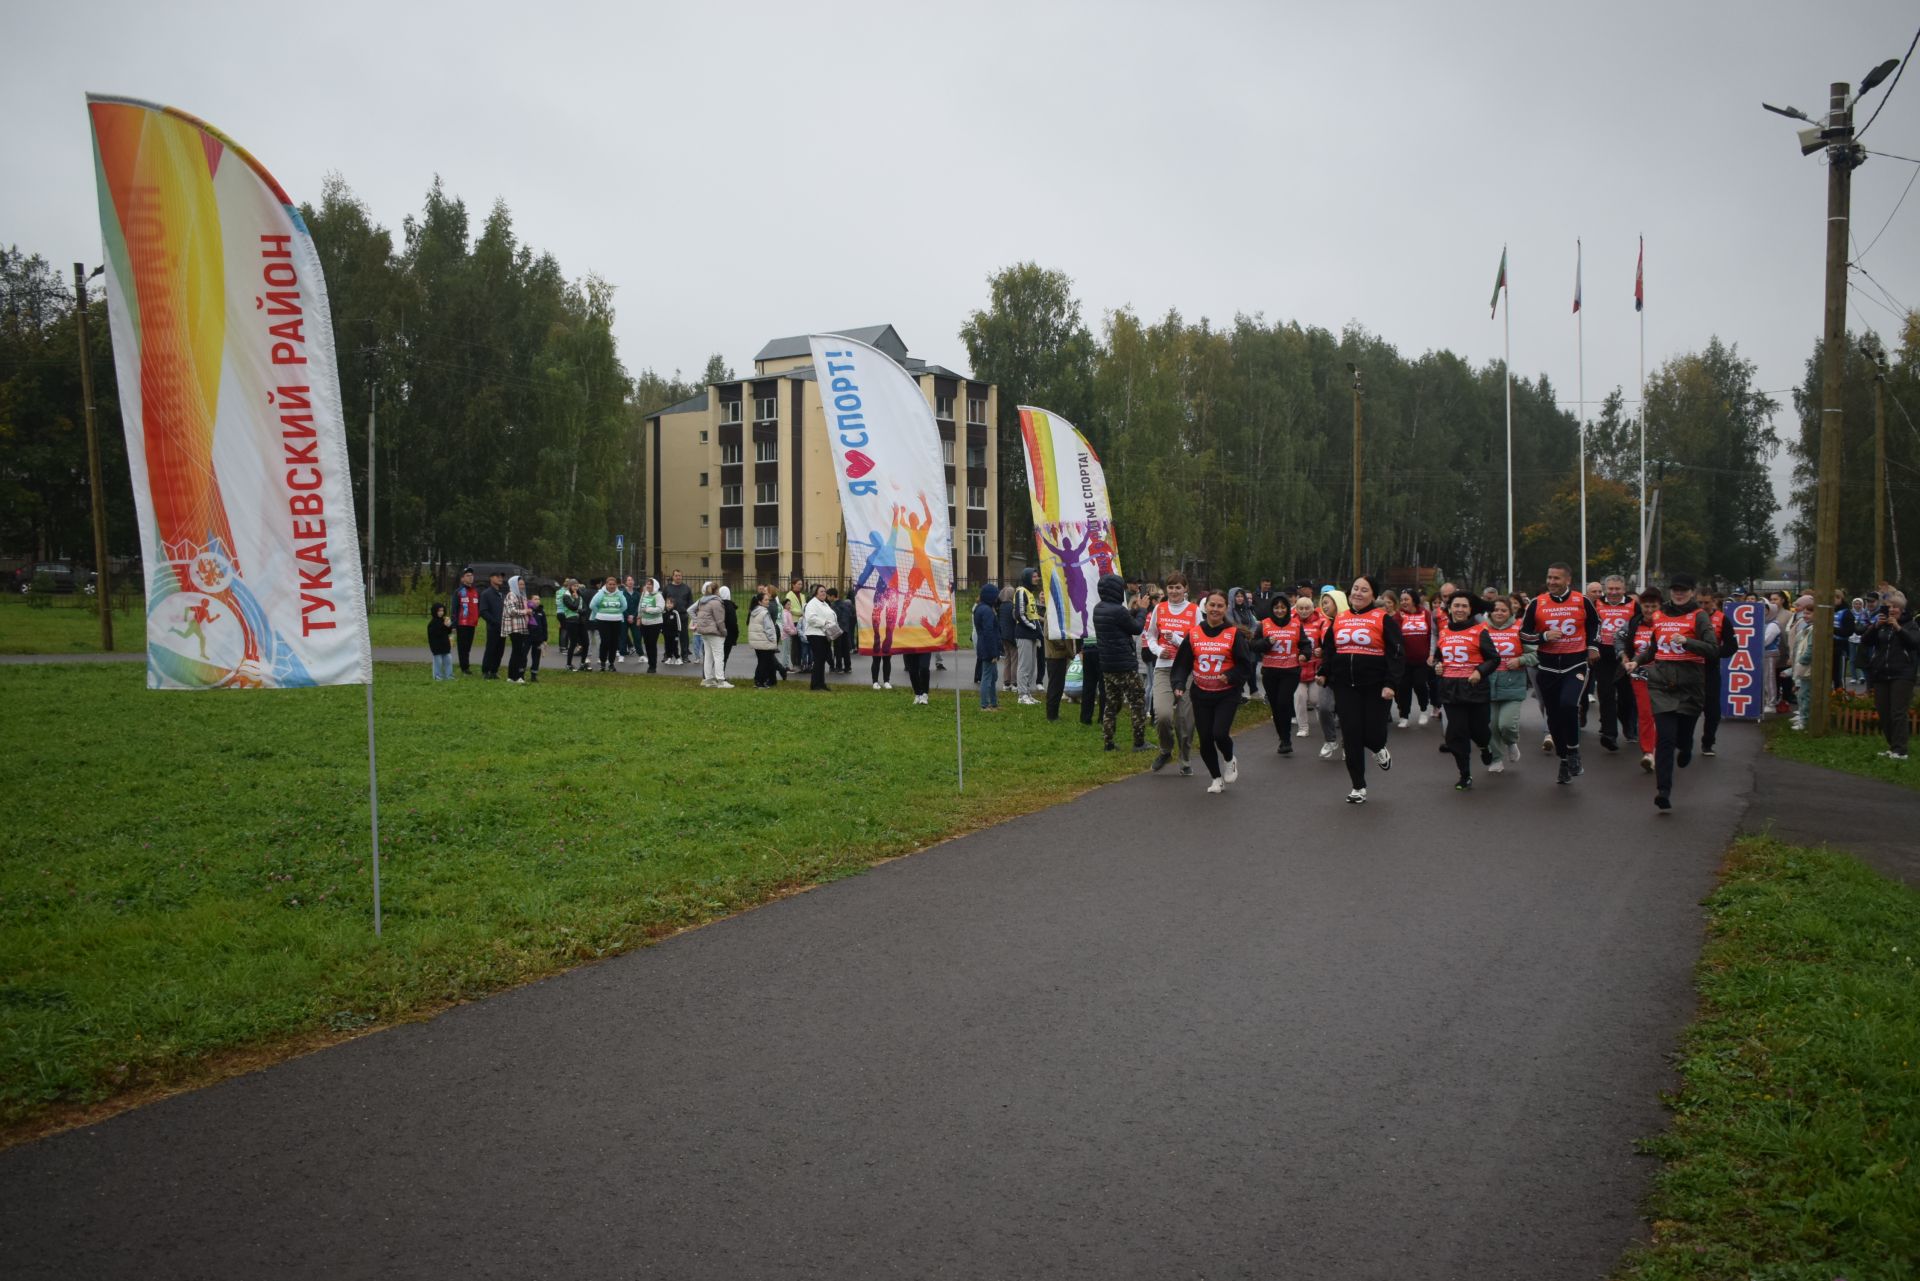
[
  {"x1": 1507, "y1": 743, "x2": 1522, "y2": 762},
  {"x1": 1418, "y1": 711, "x2": 1430, "y2": 726},
  {"x1": 1223, "y1": 757, "x2": 1239, "y2": 783},
  {"x1": 700, "y1": 679, "x2": 714, "y2": 687},
  {"x1": 883, "y1": 682, "x2": 893, "y2": 690},
  {"x1": 1397, "y1": 717, "x2": 1409, "y2": 729},
  {"x1": 1488, "y1": 758, "x2": 1505, "y2": 774},
  {"x1": 1641, "y1": 752, "x2": 1655, "y2": 772},
  {"x1": 1296, "y1": 724, "x2": 1309, "y2": 737},
  {"x1": 1542, "y1": 735, "x2": 1555, "y2": 754},
  {"x1": 716, "y1": 681, "x2": 734, "y2": 689},
  {"x1": 1376, "y1": 747, "x2": 1392, "y2": 771},
  {"x1": 1319, "y1": 742, "x2": 1338, "y2": 760},
  {"x1": 873, "y1": 681, "x2": 882, "y2": 690},
  {"x1": 914, "y1": 694, "x2": 928, "y2": 705},
  {"x1": 1346, "y1": 787, "x2": 1367, "y2": 804},
  {"x1": 1207, "y1": 778, "x2": 1225, "y2": 794}
]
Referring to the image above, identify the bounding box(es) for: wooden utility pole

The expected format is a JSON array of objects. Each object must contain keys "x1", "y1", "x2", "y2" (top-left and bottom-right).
[
  {"x1": 1870, "y1": 342, "x2": 1888, "y2": 588},
  {"x1": 73, "y1": 263, "x2": 113, "y2": 651},
  {"x1": 1349, "y1": 363, "x2": 1364, "y2": 580},
  {"x1": 1809, "y1": 81, "x2": 1857, "y2": 739}
]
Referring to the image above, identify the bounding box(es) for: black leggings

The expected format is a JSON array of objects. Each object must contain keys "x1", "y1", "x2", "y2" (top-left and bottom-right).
[
  {"x1": 1332, "y1": 683, "x2": 1392, "y2": 788},
  {"x1": 1654, "y1": 710, "x2": 1701, "y2": 798},
  {"x1": 903, "y1": 652, "x2": 932, "y2": 696},
  {"x1": 871, "y1": 654, "x2": 893, "y2": 684},
  {"x1": 1261, "y1": 666, "x2": 1301, "y2": 739},
  {"x1": 1190, "y1": 687, "x2": 1240, "y2": 779},
  {"x1": 1395, "y1": 663, "x2": 1432, "y2": 718},
  {"x1": 754, "y1": 649, "x2": 780, "y2": 687},
  {"x1": 595, "y1": 620, "x2": 620, "y2": 668},
  {"x1": 1443, "y1": 699, "x2": 1492, "y2": 778}
]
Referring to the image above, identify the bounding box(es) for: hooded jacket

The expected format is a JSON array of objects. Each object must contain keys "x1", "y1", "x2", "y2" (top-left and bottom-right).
[
  {"x1": 636, "y1": 579, "x2": 665, "y2": 626},
  {"x1": 1227, "y1": 587, "x2": 1258, "y2": 633},
  {"x1": 974, "y1": 584, "x2": 1006, "y2": 661},
  {"x1": 1013, "y1": 569, "x2": 1044, "y2": 641},
  {"x1": 748, "y1": 600, "x2": 780, "y2": 650},
  {"x1": 689, "y1": 589, "x2": 725, "y2": 637},
  {"x1": 1430, "y1": 612, "x2": 1499, "y2": 704},
  {"x1": 1092, "y1": 573, "x2": 1144, "y2": 672},
  {"x1": 502, "y1": 576, "x2": 529, "y2": 636}
]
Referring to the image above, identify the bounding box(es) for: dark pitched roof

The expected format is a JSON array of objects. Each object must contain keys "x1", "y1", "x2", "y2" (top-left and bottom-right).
[
  {"x1": 753, "y1": 324, "x2": 906, "y2": 363},
  {"x1": 648, "y1": 390, "x2": 708, "y2": 419}
]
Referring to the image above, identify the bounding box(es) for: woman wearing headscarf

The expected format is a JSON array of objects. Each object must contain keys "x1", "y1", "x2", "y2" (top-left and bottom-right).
[
  {"x1": 503, "y1": 574, "x2": 531, "y2": 684},
  {"x1": 690, "y1": 581, "x2": 730, "y2": 688},
  {"x1": 1315, "y1": 575, "x2": 1404, "y2": 804},
  {"x1": 1309, "y1": 587, "x2": 1346, "y2": 761},
  {"x1": 720, "y1": 585, "x2": 740, "y2": 671},
  {"x1": 635, "y1": 577, "x2": 666, "y2": 673}
]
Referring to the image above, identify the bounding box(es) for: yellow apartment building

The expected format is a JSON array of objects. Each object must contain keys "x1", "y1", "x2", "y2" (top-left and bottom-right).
[{"x1": 640, "y1": 325, "x2": 1000, "y2": 589}]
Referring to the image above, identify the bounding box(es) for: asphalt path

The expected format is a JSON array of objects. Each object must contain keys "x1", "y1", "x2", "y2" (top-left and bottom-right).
[{"x1": 0, "y1": 695, "x2": 1758, "y2": 1279}]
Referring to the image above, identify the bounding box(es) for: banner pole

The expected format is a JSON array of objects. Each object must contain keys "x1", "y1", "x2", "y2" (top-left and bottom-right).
[
  {"x1": 1504, "y1": 272, "x2": 1514, "y2": 594},
  {"x1": 1577, "y1": 239, "x2": 1587, "y2": 587},
  {"x1": 952, "y1": 566, "x2": 964, "y2": 793},
  {"x1": 365, "y1": 678, "x2": 382, "y2": 936}
]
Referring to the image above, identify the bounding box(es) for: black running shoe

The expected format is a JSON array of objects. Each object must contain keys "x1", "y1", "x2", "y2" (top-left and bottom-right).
[
  {"x1": 1569, "y1": 752, "x2": 1584, "y2": 778},
  {"x1": 1278, "y1": 741, "x2": 1293, "y2": 756},
  {"x1": 1456, "y1": 776, "x2": 1474, "y2": 791},
  {"x1": 1557, "y1": 758, "x2": 1574, "y2": 785},
  {"x1": 1480, "y1": 747, "x2": 1494, "y2": 766},
  {"x1": 1677, "y1": 748, "x2": 1693, "y2": 769},
  {"x1": 1654, "y1": 794, "x2": 1672, "y2": 812},
  {"x1": 1600, "y1": 736, "x2": 1618, "y2": 752}
]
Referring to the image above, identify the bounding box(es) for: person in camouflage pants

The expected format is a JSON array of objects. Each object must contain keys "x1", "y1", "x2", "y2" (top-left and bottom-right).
[{"x1": 1102, "y1": 668, "x2": 1148, "y2": 750}]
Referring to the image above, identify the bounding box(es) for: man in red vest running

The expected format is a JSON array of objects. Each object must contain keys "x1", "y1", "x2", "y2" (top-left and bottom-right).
[{"x1": 1520, "y1": 562, "x2": 1601, "y2": 785}]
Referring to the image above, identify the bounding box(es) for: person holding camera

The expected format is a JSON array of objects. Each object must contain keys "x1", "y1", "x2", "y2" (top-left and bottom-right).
[{"x1": 1862, "y1": 591, "x2": 1918, "y2": 761}]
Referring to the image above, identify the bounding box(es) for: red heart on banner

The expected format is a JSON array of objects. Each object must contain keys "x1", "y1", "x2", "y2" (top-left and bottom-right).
[{"x1": 845, "y1": 450, "x2": 875, "y2": 479}]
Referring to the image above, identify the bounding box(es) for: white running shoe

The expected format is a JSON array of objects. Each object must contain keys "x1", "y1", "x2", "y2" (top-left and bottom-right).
[
  {"x1": 873, "y1": 681, "x2": 882, "y2": 690},
  {"x1": 1346, "y1": 787, "x2": 1367, "y2": 804},
  {"x1": 1417, "y1": 711, "x2": 1430, "y2": 726},
  {"x1": 1507, "y1": 743, "x2": 1522, "y2": 762},
  {"x1": 1542, "y1": 735, "x2": 1554, "y2": 754},
  {"x1": 1376, "y1": 747, "x2": 1392, "y2": 771},
  {"x1": 1207, "y1": 778, "x2": 1225, "y2": 794},
  {"x1": 914, "y1": 693, "x2": 928, "y2": 705},
  {"x1": 883, "y1": 682, "x2": 893, "y2": 690},
  {"x1": 1319, "y1": 742, "x2": 1338, "y2": 760},
  {"x1": 1223, "y1": 757, "x2": 1240, "y2": 784},
  {"x1": 1397, "y1": 717, "x2": 1409, "y2": 729},
  {"x1": 716, "y1": 681, "x2": 734, "y2": 689},
  {"x1": 1641, "y1": 752, "x2": 1655, "y2": 772},
  {"x1": 1488, "y1": 758, "x2": 1505, "y2": 774},
  {"x1": 1296, "y1": 724, "x2": 1309, "y2": 737}
]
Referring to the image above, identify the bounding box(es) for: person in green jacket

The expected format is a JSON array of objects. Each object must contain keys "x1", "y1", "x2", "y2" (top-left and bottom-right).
[
  {"x1": 587, "y1": 576, "x2": 626, "y2": 672},
  {"x1": 1482, "y1": 594, "x2": 1538, "y2": 773},
  {"x1": 555, "y1": 577, "x2": 584, "y2": 671},
  {"x1": 635, "y1": 577, "x2": 667, "y2": 673}
]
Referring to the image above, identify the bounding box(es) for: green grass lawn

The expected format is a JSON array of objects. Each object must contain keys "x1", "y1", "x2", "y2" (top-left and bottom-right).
[
  {"x1": 0, "y1": 661, "x2": 1146, "y2": 1137},
  {"x1": 1763, "y1": 715, "x2": 1920, "y2": 793},
  {"x1": 0, "y1": 601, "x2": 425, "y2": 654},
  {"x1": 1617, "y1": 836, "x2": 1920, "y2": 1279}
]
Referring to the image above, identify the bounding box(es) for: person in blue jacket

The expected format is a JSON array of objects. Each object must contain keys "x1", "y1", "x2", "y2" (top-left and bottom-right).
[{"x1": 974, "y1": 583, "x2": 1005, "y2": 711}]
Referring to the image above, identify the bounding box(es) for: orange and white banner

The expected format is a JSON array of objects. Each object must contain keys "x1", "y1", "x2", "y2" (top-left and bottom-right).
[{"x1": 88, "y1": 95, "x2": 368, "y2": 689}]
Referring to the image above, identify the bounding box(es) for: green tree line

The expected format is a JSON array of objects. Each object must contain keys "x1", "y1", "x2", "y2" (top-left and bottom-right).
[{"x1": 964, "y1": 262, "x2": 1798, "y2": 591}]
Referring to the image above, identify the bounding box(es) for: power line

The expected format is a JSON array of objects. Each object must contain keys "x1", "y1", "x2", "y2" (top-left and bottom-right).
[
  {"x1": 1855, "y1": 161, "x2": 1919, "y2": 264},
  {"x1": 1857, "y1": 25, "x2": 1920, "y2": 139}
]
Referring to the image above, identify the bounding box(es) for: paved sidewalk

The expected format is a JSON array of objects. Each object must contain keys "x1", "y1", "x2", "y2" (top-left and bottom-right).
[{"x1": 0, "y1": 705, "x2": 1760, "y2": 1279}]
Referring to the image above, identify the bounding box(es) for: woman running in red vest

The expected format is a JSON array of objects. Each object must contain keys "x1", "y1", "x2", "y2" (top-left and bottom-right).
[
  {"x1": 1431, "y1": 592, "x2": 1501, "y2": 789},
  {"x1": 1315, "y1": 575, "x2": 1404, "y2": 804},
  {"x1": 1169, "y1": 589, "x2": 1263, "y2": 794},
  {"x1": 1256, "y1": 593, "x2": 1313, "y2": 754},
  {"x1": 1395, "y1": 589, "x2": 1434, "y2": 728},
  {"x1": 1617, "y1": 589, "x2": 1663, "y2": 772}
]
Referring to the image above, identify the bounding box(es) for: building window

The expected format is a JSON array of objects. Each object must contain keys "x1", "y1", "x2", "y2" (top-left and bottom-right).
[
  {"x1": 724, "y1": 526, "x2": 743, "y2": 551},
  {"x1": 755, "y1": 439, "x2": 778, "y2": 463},
  {"x1": 967, "y1": 528, "x2": 986, "y2": 558},
  {"x1": 755, "y1": 396, "x2": 777, "y2": 422},
  {"x1": 721, "y1": 443, "x2": 742, "y2": 465},
  {"x1": 720, "y1": 401, "x2": 743, "y2": 424},
  {"x1": 755, "y1": 525, "x2": 778, "y2": 550},
  {"x1": 946, "y1": 481, "x2": 956, "y2": 506},
  {"x1": 941, "y1": 437, "x2": 954, "y2": 466},
  {"x1": 700, "y1": 513, "x2": 710, "y2": 527},
  {"x1": 701, "y1": 556, "x2": 709, "y2": 568},
  {"x1": 967, "y1": 443, "x2": 986, "y2": 469},
  {"x1": 699, "y1": 472, "x2": 709, "y2": 486},
  {"x1": 756, "y1": 480, "x2": 779, "y2": 504},
  {"x1": 966, "y1": 398, "x2": 986, "y2": 426},
  {"x1": 935, "y1": 394, "x2": 954, "y2": 421},
  {"x1": 968, "y1": 485, "x2": 986, "y2": 509},
  {"x1": 721, "y1": 483, "x2": 741, "y2": 506},
  {"x1": 699, "y1": 429, "x2": 710, "y2": 443}
]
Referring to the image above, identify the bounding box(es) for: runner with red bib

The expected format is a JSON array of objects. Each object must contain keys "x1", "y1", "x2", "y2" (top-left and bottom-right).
[
  {"x1": 1626, "y1": 574, "x2": 1719, "y2": 812},
  {"x1": 1519, "y1": 562, "x2": 1602, "y2": 785},
  {"x1": 1616, "y1": 589, "x2": 1663, "y2": 772},
  {"x1": 1591, "y1": 575, "x2": 1637, "y2": 752},
  {"x1": 1395, "y1": 589, "x2": 1434, "y2": 728},
  {"x1": 1256, "y1": 594, "x2": 1313, "y2": 755},
  {"x1": 1431, "y1": 593, "x2": 1501, "y2": 789},
  {"x1": 1169, "y1": 590, "x2": 1263, "y2": 794},
  {"x1": 1315, "y1": 575, "x2": 1404, "y2": 804}
]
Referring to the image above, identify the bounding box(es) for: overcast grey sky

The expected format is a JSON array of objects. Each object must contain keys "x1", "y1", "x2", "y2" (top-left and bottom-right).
[{"x1": 7, "y1": 1, "x2": 1917, "y2": 531}]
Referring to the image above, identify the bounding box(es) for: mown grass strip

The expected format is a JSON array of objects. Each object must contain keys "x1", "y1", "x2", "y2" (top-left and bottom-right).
[
  {"x1": 0, "y1": 661, "x2": 1143, "y2": 1139},
  {"x1": 1617, "y1": 836, "x2": 1920, "y2": 1279}
]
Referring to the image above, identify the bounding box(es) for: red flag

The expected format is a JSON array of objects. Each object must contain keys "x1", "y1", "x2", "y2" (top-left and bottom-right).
[{"x1": 1634, "y1": 237, "x2": 1644, "y2": 313}]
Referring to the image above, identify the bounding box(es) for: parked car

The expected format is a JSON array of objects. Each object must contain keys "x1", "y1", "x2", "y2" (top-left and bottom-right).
[{"x1": 15, "y1": 562, "x2": 96, "y2": 595}]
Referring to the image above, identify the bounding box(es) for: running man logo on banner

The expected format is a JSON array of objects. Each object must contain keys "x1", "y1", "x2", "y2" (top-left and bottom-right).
[
  {"x1": 809, "y1": 335, "x2": 956, "y2": 654},
  {"x1": 87, "y1": 95, "x2": 369, "y2": 690},
  {"x1": 1018, "y1": 406, "x2": 1120, "y2": 641}
]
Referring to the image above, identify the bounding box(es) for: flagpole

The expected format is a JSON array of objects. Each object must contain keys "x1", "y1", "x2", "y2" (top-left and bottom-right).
[
  {"x1": 950, "y1": 563, "x2": 963, "y2": 792},
  {"x1": 1504, "y1": 261, "x2": 1515, "y2": 595},
  {"x1": 1577, "y1": 239, "x2": 1587, "y2": 587},
  {"x1": 1637, "y1": 238, "x2": 1647, "y2": 591}
]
